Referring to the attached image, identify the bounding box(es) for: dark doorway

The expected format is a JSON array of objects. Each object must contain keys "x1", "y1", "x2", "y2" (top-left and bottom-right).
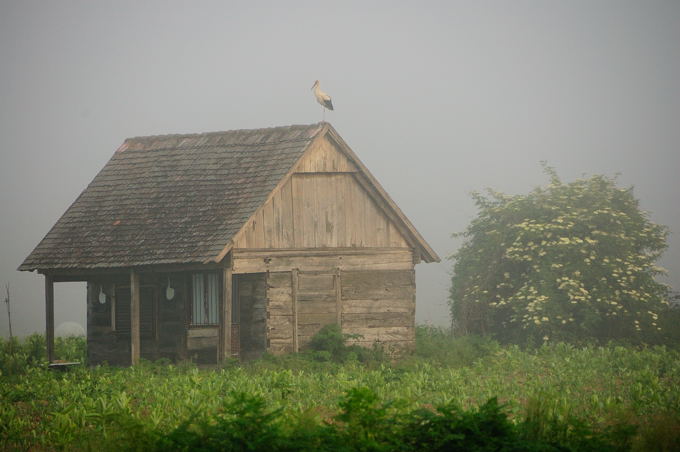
[
  {"x1": 114, "y1": 285, "x2": 158, "y2": 360},
  {"x1": 234, "y1": 273, "x2": 266, "y2": 360}
]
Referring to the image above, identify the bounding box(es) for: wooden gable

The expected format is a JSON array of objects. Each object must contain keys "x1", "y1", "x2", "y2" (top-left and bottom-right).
[{"x1": 232, "y1": 134, "x2": 409, "y2": 250}]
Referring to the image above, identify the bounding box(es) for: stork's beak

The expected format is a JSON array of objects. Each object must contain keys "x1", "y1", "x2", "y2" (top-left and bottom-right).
[{"x1": 311, "y1": 81, "x2": 317, "y2": 89}]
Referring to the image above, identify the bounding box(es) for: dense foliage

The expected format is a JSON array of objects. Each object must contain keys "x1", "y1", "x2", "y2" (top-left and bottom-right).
[
  {"x1": 450, "y1": 167, "x2": 670, "y2": 344},
  {"x1": 2, "y1": 329, "x2": 679, "y2": 451}
]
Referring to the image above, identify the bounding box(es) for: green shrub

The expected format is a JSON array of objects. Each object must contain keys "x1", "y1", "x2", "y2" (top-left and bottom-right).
[
  {"x1": 307, "y1": 324, "x2": 386, "y2": 364},
  {"x1": 450, "y1": 167, "x2": 670, "y2": 346}
]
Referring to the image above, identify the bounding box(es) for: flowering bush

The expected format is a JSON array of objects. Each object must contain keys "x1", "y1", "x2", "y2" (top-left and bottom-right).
[{"x1": 450, "y1": 165, "x2": 670, "y2": 344}]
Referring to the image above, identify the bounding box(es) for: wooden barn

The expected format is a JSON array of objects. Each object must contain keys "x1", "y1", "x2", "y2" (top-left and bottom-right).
[{"x1": 19, "y1": 122, "x2": 439, "y2": 365}]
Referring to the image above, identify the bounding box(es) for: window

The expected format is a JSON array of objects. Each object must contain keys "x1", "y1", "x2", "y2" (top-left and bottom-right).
[{"x1": 191, "y1": 273, "x2": 219, "y2": 325}]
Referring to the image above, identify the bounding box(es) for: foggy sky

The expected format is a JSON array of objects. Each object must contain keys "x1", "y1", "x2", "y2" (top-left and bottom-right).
[{"x1": 1, "y1": 1, "x2": 679, "y2": 337}]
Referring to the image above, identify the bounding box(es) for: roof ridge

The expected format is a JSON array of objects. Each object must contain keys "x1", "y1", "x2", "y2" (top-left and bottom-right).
[{"x1": 125, "y1": 122, "x2": 326, "y2": 142}]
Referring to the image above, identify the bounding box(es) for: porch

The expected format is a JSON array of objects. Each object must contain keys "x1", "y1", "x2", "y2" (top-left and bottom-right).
[{"x1": 43, "y1": 266, "x2": 268, "y2": 366}]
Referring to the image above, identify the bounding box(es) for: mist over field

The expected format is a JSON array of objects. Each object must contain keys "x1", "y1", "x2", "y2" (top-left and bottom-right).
[{"x1": 1, "y1": 1, "x2": 679, "y2": 337}]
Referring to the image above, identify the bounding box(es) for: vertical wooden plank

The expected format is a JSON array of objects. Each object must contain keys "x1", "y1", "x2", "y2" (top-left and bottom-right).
[
  {"x1": 219, "y1": 267, "x2": 233, "y2": 362},
  {"x1": 45, "y1": 274, "x2": 54, "y2": 363},
  {"x1": 342, "y1": 174, "x2": 352, "y2": 247},
  {"x1": 110, "y1": 283, "x2": 116, "y2": 331},
  {"x1": 300, "y1": 176, "x2": 312, "y2": 247},
  {"x1": 280, "y1": 179, "x2": 294, "y2": 247},
  {"x1": 354, "y1": 178, "x2": 366, "y2": 247},
  {"x1": 327, "y1": 175, "x2": 338, "y2": 247},
  {"x1": 291, "y1": 269, "x2": 299, "y2": 353},
  {"x1": 254, "y1": 209, "x2": 265, "y2": 248},
  {"x1": 315, "y1": 175, "x2": 325, "y2": 247},
  {"x1": 264, "y1": 196, "x2": 275, "y2": 248},
  {"x1": 240, "y1": 222, "x2": 249, "y2": 249},
  {"x1": 271, "y1": 187, "x2": 282, "y2": 248},
  {"x1": 310, "y1": 176, "x2": 318, "y2": 248},
  {"x1": 153, "y1": 287, "x2": 159, "y2": 342},
  {"x1": 292, "y1": 175, "x2": 304, "y2": 247},
  {"x1": 334, "y1": 270, "x2": 342, "y2": 327},
  {"x1": 335, "y1": 174, "x2": 346, "y2": 246},
  {"x1": 130, "y1": 270, "x2": 141, "y2": 366}
]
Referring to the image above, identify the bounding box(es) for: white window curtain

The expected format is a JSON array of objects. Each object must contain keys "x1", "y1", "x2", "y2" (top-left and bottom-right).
[{"x1": 192, "y1": 273, "x2": 219, "y2": 325}]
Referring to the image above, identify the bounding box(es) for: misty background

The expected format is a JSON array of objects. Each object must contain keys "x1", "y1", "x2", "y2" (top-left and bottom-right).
[{"x1": 1, "y1": 1, "x2": 678, "y2": 337}]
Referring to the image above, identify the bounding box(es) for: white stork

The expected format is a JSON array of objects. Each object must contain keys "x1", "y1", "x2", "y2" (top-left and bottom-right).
[{"x1": 311, "y1": 80, "x2": 333, "y2": 120}]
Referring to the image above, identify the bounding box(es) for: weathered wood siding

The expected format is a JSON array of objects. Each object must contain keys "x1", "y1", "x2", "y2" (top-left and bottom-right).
[
  {"x1": 295, "y1": 134, "x2": 358, "y2": 173},
  {"x1": 296, "y1": 271, "x2": 338, "y2": 348},
  {"x1": 341, "y1": 269, "x2": 416, "y2": 353},
  {"x1": 233, "y1": 248, "x2": 413, "y2": 274},
  {"x1": 266, "y1": 272, "x2": 294, "y2": 354},
  {"x1": 263, "y1": 266, "x2": 416, "y2": 356},
  {"x1": 233, "y1": 136, "x2": 408, "y2": 250}
]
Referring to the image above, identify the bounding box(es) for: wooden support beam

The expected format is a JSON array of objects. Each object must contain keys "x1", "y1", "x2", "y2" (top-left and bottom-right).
[
  {"x1": 291, "y1": 269, "x2": 299, "y2": 353},
  {"x1": 110, "y1": 284, "x2": 116, "y2": 331},
  {"x1": 45, "y1": 274, "x2": 54, "y2": 363},
  {"x1": 219, "y1": 267, "x2": 233, "y2": 362},
  {"x1": 130, "y1": 270, "x2": 141, "y2": 365}
]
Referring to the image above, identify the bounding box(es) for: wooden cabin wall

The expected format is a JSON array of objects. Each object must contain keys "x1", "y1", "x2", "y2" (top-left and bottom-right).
[
  {"x1": 233, "y1": 136, "x2": 409, "y2": 250},
  {"x1": 235, "y1": 173, "x2": 408, "y2": 249},
  {"x1": 340, "y1": 269, "x2": 416, "y2": 354},
  {"x1": 262, "y1": 258, "x2": 417, "y2": 356}
]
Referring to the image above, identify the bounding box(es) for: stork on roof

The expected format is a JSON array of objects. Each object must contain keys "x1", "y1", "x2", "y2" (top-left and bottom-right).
[{"x1": 312, "y1": 80, "x2": 333, "y2": 120}]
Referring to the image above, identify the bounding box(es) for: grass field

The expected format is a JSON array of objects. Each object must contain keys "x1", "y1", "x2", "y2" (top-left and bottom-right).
[{"x1": 1, "y1": 327, "x2": 679, "y2": 451}]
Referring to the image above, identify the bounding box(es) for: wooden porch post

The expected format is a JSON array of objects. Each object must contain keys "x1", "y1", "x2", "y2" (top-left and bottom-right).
[
  {"x1": 45, "y1": 274, "x2": 54, "y2": 363},
  {"x1": 219, "y1": 267, "x2": 233, "y2": 362},
  {"x1": 130, "y1": 270, "x2": 141, "y2": 365}
]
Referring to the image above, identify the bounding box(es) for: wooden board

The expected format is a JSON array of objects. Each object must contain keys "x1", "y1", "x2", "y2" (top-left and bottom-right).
[
  {"x1": 187, "y1": 327, "x2": 218, "y2": 351},
  {"x1": 342, "y1": 298, "x2": 414, "y2": 314},
  {"x1": 343, "y1": 326, "x2": 413, "y2": 342},
  {"x1": 342, "y1": 312, "x2": 412, "y2": 328},
  {"x1": 233, "y1": 248, "x2": 413, "y2": 274}
]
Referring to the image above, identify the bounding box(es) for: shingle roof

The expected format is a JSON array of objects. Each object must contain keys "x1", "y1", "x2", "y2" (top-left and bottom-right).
[{"x1": 19, "y1": 123, "x2": 325, "y2": 271}]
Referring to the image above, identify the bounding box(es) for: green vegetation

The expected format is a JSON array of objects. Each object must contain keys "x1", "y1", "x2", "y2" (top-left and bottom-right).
[
  {"x1": 449, "y1": 166, "x2": 672, "y2": 344},
  {"x1": 2, "y1": 327, "x2": 679, "y2": 451}
]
